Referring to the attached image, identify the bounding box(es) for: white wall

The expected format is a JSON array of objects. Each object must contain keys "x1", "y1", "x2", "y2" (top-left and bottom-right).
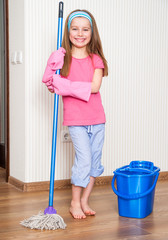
[{"x1": 9, "y1": 0, "x2": 168, "y2": 182}]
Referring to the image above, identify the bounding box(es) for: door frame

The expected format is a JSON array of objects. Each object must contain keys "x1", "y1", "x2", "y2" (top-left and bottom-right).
[{"x1": 4, "y1": 0, "x2": 9, "y2": 181}]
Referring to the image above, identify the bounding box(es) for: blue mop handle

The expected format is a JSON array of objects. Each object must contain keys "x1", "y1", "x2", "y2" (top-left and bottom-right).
[{"x1": 49, "y1": 1, "x2": 64, "y2": 208}]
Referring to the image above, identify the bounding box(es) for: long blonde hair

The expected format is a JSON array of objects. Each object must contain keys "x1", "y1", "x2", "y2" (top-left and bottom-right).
[{"x1": 60, "y1": 9, "x2": 108, "y2": 77}]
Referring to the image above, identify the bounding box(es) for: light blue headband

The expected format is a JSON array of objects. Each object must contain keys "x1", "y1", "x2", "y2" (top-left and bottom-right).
[{"x1": 68, "y1": 11, "x2": 93, "y2": 31}]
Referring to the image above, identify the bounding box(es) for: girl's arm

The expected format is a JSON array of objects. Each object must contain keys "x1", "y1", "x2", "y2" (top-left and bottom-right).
[
  {"x1": 91, "y1": 69, "x2": 103, "y2": 93},
  {"x1": 51, "y1": 68, "x2": 103, "y2": 101},
  {"x1": 42, "y1": 48, "x2": 66, "y2": 92},
  {"x1": 52, "y1": 75, "x2": 91, "y2": 102}
]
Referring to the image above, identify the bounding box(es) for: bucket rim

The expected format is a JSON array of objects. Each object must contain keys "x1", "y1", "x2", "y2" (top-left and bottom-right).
[{"x1": 113, "y1": 165, "x2": 160, "y2": 177}]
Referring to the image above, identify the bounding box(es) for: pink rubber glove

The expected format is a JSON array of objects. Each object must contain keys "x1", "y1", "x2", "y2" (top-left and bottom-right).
[
  {"x1": 42, "y1": 47, "x2": 66, "y2": 88},
  {"x1": 52, "y1": 75, "x2": 91, "y2": 102},
  {"x1": 47, "y1": 47, "x2": 66, "y2": 71}
]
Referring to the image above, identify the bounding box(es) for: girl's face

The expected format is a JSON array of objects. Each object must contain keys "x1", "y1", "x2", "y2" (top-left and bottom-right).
[{"x1": 69, "y1": 17, "x2": 92, "y2": 49}]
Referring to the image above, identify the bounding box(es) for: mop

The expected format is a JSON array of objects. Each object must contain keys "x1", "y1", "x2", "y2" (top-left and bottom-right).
[{"x1": 20, "y1": 1, "x2": 66, "y2": 230}]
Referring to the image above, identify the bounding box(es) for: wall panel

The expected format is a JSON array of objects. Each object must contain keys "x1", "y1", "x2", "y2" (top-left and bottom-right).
[{"x1": 23, "y1": 0, "x2": 168, "y2": 182}]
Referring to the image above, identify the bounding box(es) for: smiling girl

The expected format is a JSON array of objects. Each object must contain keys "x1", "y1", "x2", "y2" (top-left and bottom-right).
[{"x1": 42, "y1": 9, "x2": 108, "y2": 219}]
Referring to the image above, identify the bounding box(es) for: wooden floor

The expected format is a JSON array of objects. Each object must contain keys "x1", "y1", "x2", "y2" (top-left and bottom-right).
[
  {"x1": 0, "y1": 167, "x2": 6, "y2": 183},
  {"x1": 0, "y1": 179, "x2": 168, "y2": 240}
]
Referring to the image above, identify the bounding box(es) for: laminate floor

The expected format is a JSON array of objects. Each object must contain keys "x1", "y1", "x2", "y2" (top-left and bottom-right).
[
  {"x1": 0, "y1": 167, "x2": 6, "y2": 182},
  {"x1": 0, "y1": 180, "x2": 168, "y2": 240}
]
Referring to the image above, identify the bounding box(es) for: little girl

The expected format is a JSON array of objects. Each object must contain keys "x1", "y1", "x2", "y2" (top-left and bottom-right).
[{"x1": 42, "y1": 9, "x2": 108, "y2": 219}]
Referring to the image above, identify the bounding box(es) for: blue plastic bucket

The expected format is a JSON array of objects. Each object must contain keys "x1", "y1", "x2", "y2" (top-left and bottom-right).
[{"x1": 111, "y1": 161, "x2": 160, "y2": 218}]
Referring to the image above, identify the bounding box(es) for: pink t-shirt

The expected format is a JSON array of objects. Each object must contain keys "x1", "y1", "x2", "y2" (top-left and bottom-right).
[{"x1": 62, "y1": 54, "x2": 106, "y2": 126}]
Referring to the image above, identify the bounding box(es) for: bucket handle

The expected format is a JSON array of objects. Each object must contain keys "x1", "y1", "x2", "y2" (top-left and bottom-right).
[{"x1": 111, "y1": 172, "x2": 159, "y2": 200}]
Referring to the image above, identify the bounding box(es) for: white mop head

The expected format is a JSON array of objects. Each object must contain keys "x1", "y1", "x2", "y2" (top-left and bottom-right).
[{"x1": 20, "y1": 211, "x2": 67, "y2": 230}]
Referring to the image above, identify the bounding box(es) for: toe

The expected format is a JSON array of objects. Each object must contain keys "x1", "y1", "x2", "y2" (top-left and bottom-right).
[{"x1": 84, "y1": 210, "x2": 96, "y2": 216}]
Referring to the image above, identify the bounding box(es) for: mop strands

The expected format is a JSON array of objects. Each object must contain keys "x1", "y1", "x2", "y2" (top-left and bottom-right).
[
  {"x1": 20, "y1": 2, "x2": 66, "y2": 230},
  {"x1": 20, "y1": 211, "x2": 66, "y2": 230}
]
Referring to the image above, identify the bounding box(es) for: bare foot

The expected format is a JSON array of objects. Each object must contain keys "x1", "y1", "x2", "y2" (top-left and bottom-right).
[
  {"x1": 81, "y1": 200, "x2": 96, "y2": 216},
  {"x1": 70, "y1": 202, "x2": 86, "y2": 219}
]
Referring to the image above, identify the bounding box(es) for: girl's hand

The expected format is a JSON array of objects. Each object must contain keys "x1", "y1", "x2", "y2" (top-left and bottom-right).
[
  {"x1": 91, "y1": 69, "x2": 103, "y2": 93},
  {"x1": 47, "y1": 47, "x2": 66, "y2": 71},
  {"x1": 48, "y1": 85, "x2": 54, "y2": 93},
  {"x1": 44, "y1": 79, "x2": 54, "y2": 93},
  {"x1": 42, "y1": 47, "x2": 66, "y2": 90}
]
